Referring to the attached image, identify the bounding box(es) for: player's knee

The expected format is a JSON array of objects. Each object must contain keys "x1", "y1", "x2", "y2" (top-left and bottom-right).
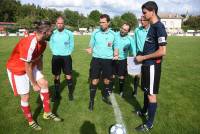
[
  {"x1": 54, "y1": 75, "x2": 60, "y2": 80},
  {"x1": 41, "y1": 88, "x2": 49, "y2": 93},
  {"x1": 38, "y1": 79, "x2": 48, "y2": 88},
  {"x1": 112, "y1": 75, "x2": 115, "y2": 79},
  {"x1": 148, "y1": 94, "x2": 157, "y2": 102},
  {"x1": 43, "y1": 80, "x2": 48, "y2": 87},
  {"x1": 92, "y1": 79, "x2": 99, "y2": 85},
  {"x1": 103, "y1": 79, "x2": 110, "y2": 84},
  {"x1": 119, "y1": 76, "x2": 124, "y2": 79},
  {"x1": 66, "y1": 75, "x2": 72, "y2": 80},
  {"x1": 20, "y1": 94, "x2": 29, "y2": 102}
]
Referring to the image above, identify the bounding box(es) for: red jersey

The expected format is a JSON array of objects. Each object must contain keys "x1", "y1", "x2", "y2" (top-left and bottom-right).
[{"x1": 6, "y1": 35, "x2": 47, "y2": 75}]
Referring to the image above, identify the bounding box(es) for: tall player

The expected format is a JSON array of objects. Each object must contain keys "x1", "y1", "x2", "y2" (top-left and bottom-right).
[{"x1": 135, "y1": 1, "x2": 167, "y2": 132}]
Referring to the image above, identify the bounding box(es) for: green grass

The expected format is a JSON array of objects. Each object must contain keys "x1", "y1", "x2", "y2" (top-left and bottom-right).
[{"x1": 0, "y1": 36, "x2": 200, "y2": 134}]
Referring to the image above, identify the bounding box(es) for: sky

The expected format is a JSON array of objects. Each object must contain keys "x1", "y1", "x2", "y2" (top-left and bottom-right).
[{"x1": 19, "y1": 0, "x2": 200, "y2": 17}]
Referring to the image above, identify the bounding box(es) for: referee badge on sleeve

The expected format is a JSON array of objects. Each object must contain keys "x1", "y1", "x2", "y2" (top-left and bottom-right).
[
  {"x1": 158, "y1": 37, "x2": 166, "y2": 43},
  {"x1": 108, "y1": 42, "x2": 112, "y2": 47},
  {"x1": 123, "y1": 44, "x2": 130, "y2": 52},
  {"x1": 64, "y1": 41, "x2": 69, "y2": 45}
]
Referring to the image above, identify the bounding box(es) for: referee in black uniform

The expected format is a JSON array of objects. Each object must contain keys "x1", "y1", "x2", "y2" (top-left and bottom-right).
[{"x1": 135, "y1": 1, "x2": 167, "y2": 132}]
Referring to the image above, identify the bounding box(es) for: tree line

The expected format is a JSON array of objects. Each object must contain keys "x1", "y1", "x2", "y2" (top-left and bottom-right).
[
  {"x1": 1, "y1": 0, "x2": 199, "y2": 32},
  {"x1": 0, "y1": 0, "x2": 138, "y2": 32},
  {"x1": 182, "y1": 16, "x2": 200, "y2": 31}
]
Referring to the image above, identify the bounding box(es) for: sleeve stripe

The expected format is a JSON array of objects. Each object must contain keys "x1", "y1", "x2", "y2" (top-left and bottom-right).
[{"x1": 27, "y1": 37, "x2": 37, "y2": 61}]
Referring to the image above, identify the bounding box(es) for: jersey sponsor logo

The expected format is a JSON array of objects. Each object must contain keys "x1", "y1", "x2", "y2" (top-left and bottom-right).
[
  {"x1": 158, "y1": 37, "x2": 166, "y2": 43},
  {"x1": 144, "y1": 87, "x2": 148, "y2": 92},
  {"x1": 145, "y1": 37, "x2": 153, "y2": 43}
]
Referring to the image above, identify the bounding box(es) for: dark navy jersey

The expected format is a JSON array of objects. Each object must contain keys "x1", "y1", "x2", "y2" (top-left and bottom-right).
[{"x1": 142, "y1": 21, "x2": 167, "y2": 65}]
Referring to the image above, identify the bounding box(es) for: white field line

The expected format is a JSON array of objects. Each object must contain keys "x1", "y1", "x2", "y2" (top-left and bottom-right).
[{"x1": 109, "y1": 93, "x2": 127, "y2": 133}]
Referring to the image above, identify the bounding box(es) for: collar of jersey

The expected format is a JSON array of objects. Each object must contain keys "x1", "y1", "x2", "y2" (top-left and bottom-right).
[
  {"x1": 119, "y1": 32, "x2": 128, "y2": 40},
  {"x1": 139, "y1": 26, "x2": 149, "y2": 32},
  {"x1": 55, "y1": 29, "x2": 67, "y2": 33},
  {"x1": 100, "y1": 28, "x2": 111, "y2": 34}
]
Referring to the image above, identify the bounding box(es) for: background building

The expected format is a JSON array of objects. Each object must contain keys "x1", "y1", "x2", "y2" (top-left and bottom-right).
[{"x1": 159, "y1": 13, "x2": 184, "y2": 34}]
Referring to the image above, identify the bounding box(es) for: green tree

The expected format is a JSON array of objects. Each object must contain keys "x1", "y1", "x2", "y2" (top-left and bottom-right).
[
  {"x1": 0, "y1": 0, "x2": 140, "y2": 32},
  {"x1": 183, "y1": 16, "x2": 200, "y2": 30},
  {"x1": 0, "y1": 0, "x2": 21, "y2": 22},
  {"x1": 63, "y1": 9, "x2": 85, "y2": 28},
  {"x1": 111, "y1": 16, "x2": 125, "y2": 31},
  {"x1": 80, "y1": 18, "x2": 96, "y2": 30},
  {"x1": 88, "y1": 10, "x2": 102, "y2": 25},
  {"x1": 16, "y1": 16, "x2": 36, "y2": 29},
  {"x1": 45, "y1": 9, "x2": 62, "y2": 23},
  {"x1": 121, "y1": 12, "x2": 138, "y2": 29}
]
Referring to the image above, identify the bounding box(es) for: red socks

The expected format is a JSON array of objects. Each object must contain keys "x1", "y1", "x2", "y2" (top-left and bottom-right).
[
  {"x1": 21, "y1": 101, "x2": 33, "y2": 122},
  {"x1": 40, "y1": 88, "x2": 51, "y2": 113}
]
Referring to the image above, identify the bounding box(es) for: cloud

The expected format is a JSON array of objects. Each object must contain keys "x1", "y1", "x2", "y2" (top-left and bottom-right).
[
  {"x1": 40, "y1": 0, "x2": 143, "y2": 17},
  {"x1": 20, "y1": 0, "x2": 200, "y2": 17},
  {"x1": 157, "y1": 0, "x2": 200, "y2": 15}
]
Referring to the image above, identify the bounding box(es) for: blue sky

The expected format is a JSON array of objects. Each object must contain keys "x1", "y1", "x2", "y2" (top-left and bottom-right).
[{"x1": 19, "y1": 0, "x2": 200, "y2": 17}]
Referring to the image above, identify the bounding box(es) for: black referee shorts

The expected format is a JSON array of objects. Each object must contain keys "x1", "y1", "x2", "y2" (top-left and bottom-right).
[
  {"x1": 90, "y1": 57, "x2": 113, "y2": 79},
  {"x1": 112, "y1": 59, "x2": 127, "y2": 77},
  {"x1": 52, "y1": 55, "x2": 72, "y2": 75},
  {"x1": 141, "y1": 63, "x2": 161, "y2": 95}
]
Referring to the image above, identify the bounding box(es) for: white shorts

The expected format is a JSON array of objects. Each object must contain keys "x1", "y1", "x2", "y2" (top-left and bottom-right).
[{"x1": 7, "y1": 67, "x2": 44, "y2": 96}]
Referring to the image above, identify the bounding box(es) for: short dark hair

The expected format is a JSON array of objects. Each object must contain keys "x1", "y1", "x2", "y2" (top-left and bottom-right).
[
  {"x1": 34, "y1": 20, "x2": 51, "y2": 33},
  {"x1": 123, "y1": 22, "x2": 131, "y2": 32},
  {"x1": 100, "y1": 14, "x2": 110, "y2": 22},
  {"x1": 57, "y1": 16, "x2": 65, "y2": 21},
  {"x1": 142, "y1": 1, "x2": 158, "y2": 14}
]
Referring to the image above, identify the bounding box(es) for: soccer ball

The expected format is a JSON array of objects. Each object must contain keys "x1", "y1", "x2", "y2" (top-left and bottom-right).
[{"x1": 110, "y1": 124, "x2": 126, "y2": 134}]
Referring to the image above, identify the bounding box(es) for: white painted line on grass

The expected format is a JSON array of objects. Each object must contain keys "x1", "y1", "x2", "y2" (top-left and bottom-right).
[{"x1": 109, "y1": 93, "x2": 127, "y2": 133}]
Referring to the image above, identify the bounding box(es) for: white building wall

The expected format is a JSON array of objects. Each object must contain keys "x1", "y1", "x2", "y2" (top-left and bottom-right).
[
  {"x1": 160, "y1": 19, "x2": 183, "y2": 34},
  {"x1": 161, "y1": 19, "x2": 182, "y2": 29}
]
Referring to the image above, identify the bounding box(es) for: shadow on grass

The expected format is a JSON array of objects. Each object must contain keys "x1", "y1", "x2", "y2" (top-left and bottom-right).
[
  {"x1": 80, "y1": 121, "x2": 97, "y2": 134},
  {"x1": 33, "y1": 70, "x2": 79, "y2": 120}
]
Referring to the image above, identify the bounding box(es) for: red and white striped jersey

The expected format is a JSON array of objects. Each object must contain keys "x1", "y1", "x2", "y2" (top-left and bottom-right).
[{"x1": 6, "y1": 35, "x2": 47, "y2": 75}]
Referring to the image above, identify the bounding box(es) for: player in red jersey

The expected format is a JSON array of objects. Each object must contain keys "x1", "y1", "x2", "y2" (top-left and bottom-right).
[{"x1": 6, "y1": 21, "x2": 61, "y2": 131}]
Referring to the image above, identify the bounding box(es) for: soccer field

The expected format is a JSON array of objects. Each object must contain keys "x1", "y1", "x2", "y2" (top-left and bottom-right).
[{"x1": 0, "y1": 36, "x2": 200, "y2": 134}]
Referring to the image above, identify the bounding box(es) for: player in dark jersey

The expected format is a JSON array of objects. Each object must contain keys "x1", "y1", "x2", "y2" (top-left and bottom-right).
[{"x1": 134, "y1": 1, "x2": 167, "y2": 132}]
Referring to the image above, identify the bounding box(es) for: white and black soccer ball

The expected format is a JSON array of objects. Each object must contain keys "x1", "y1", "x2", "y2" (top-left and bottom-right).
[{"x1": 110, "y1": 124, "x2": 126, "y2": 134}]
